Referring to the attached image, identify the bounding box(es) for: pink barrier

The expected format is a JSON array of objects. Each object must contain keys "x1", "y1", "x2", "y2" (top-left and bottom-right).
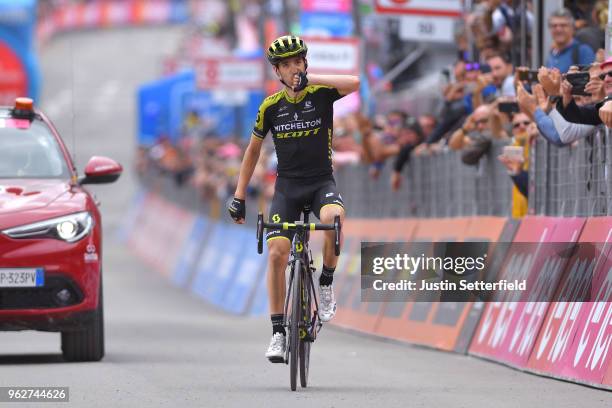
[
  {"x1": 527, "y1": 217, "x2": 612, "y2": 388},
  {"x1": 469, "y1": 217, "x2": 586, "y2": 368}
]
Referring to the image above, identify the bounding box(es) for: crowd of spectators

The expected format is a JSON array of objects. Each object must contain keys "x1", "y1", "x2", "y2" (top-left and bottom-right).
[{"x1": 138, "y1": 2, "x2": 612, "y2": 219}]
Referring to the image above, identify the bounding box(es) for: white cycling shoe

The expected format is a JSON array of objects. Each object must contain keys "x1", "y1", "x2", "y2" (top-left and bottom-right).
[
  {"x1": 319, "y1": 284, "x2": 337, "y2": 322},
  {"x1": 265, "y1": 332, "x2": 286, "y2": 363}
]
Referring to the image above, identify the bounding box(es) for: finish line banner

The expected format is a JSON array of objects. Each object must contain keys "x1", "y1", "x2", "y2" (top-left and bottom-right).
[{"x1": 360, "y1": 242, "x2": 602, "y2": 302}]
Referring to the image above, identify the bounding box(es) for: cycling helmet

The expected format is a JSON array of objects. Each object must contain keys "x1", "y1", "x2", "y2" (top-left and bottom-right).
[{"x1": 266, "y1": 35, "x2": 308, "y2": 65}]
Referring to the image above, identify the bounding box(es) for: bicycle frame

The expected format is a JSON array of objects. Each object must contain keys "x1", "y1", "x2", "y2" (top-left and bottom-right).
[{"x1": 282, "y1": 209, "x2": 322, "y2": 344}]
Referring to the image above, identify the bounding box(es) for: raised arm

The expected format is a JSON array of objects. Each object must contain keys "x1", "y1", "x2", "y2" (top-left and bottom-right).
[{"x1": 307, "y1": 74, "x2": 360, "y2": 96}]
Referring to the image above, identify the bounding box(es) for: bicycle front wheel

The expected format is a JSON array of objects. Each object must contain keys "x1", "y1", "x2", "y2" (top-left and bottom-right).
[
  {"x1": 299, "y1": 272, "x2": 314, "y2": 388},
  {"x1": 289, "y1": 259, "x2": 301, "y2": 392}
]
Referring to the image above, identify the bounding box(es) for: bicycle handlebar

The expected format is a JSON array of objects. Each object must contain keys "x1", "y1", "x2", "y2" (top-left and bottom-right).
[{"x1": 257, "y1": 212, "x2": 341, "y2": 256}]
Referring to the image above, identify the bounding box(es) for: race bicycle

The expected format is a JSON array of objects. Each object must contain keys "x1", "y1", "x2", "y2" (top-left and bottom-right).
[{"x1": 256, "y1": 207, "x2": 341, "y2": 391}]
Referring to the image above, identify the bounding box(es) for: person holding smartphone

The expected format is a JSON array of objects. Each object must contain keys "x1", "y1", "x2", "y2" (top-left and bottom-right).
[{"x1": 555, "y1": 57, "x2": 612, "y2": 127}]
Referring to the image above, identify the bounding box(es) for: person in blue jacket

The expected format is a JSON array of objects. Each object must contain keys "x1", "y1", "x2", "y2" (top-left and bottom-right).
[{"x1": 546, "y1": 8, "x2": 595, "y2": 73}]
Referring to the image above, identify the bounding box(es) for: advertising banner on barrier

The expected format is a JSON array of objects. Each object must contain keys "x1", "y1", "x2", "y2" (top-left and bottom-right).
[
  {"x1": 36, "y1": 0, "x2": 189, "y2": 44},
  {"x1": 172, "y1": 216, "x2": 211, "y2": 288},
  {"x1": 332, "y1": 219, "x2": 409, "y2": 333},
  {"x1": 248, "y1": 260, "x2": 270, "y2": 316},
  {"x1": 559, "y1": 257, "x2": 611, "y2": 386},
  {"x1": 207, "y1": 226, "x2": 253, "y2": 307},
  {"x1": 469, "y1": 217, "x2": 586, "y2": 367},
  {"x1": 605, "y1": 358, "x2": 612, "y2": 386},
  {"x1": 128, "y1": 193, "x2": 195, "y2": 277},
  {"x1": 525, "y1": 217, "x2": 612, "y2": 388},
  {"x1": 190, "y1": 223, "x2": 229, "y2": 299},
  {"x1": 237, "y1": 257, "x2": 267, "y2": 316},
  {"x1": 374, "y1": 217, "x2": 509, "y2": 352}
]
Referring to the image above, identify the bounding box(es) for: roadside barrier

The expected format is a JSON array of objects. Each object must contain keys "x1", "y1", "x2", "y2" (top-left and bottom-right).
[
  {"x1": 123, "y1": 191, "x2": 611, "y2": 390},
  {"x1": 469, "y1": 217, "x2": 586, "y2": 367},
  {"x1": 37, "y1": 0, "x2": 189, "y2": 45}
]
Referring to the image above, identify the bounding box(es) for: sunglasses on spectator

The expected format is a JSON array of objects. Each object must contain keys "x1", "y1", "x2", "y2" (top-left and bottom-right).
[
  {"x1": 599, "y1": 71, "x2": 612, "y2": 80},
  {"x1": 474, "y1": 118, "x2": 488, "y2": 125},
  {"x1": 465, "y1": 62, "x2": 481, "y2": 72},
  {"x1": 512, "y1": 121, "x2": 531, "y2": 128}
]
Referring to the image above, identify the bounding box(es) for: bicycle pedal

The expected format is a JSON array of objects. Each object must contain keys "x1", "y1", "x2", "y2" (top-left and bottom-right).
[{"x1": 267, "y1": 356, "x2": 285, "y2": 364}]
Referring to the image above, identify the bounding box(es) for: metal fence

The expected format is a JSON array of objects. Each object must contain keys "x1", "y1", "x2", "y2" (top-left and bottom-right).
[
  {"x1": 143, "y1": 127, "x2": 612, "y2": 220},
  {"x1": 335, "y1": 141, "x2": 513, "y2": 218},
  {"x1": 530, "y1": 126, "x2": 611, "y2": 217}
]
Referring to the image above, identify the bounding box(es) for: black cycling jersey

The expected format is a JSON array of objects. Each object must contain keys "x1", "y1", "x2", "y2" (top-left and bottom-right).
[{"x1": 252, "y1": 85, "x2": 343, "y2": 178}]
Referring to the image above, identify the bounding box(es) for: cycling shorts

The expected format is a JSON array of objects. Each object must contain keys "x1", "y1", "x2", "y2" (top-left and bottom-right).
[{"x1": 266, "y1": 175, "x2": 344, "y2": 242}]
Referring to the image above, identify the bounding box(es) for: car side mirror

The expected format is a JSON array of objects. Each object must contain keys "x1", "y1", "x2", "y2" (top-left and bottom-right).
[{"x1": 79, "y1": 156, "x2": 123, "y2": 185}]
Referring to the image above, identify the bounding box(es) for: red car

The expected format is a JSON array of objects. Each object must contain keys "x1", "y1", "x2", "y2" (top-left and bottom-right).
[{"x1": 0, "y1": 98, "x2": 122, "y2": 361}]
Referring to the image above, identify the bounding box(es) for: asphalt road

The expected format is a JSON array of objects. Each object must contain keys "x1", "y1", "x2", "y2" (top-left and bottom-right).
[{"x1": 0, "y1": 27, "x2": 610, "y2": 408}]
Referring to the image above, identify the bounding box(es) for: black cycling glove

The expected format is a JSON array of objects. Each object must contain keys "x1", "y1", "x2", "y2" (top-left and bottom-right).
[
  {"x1": 228, "y1": 197, "x2": 245, "y2": 222},
  {"x1": 293, "y1": 71, "x2": 308, "y2": 92}
]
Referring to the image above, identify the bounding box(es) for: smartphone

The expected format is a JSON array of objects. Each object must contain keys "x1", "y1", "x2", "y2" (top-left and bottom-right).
[
  {"x1": 565, "y1": 72, "x2": 591, "y2": 96},
  {"x1": 480, "y1": 63, "x2": 492, "y2": 74},
  {"x1": 503, "y1": 146, "x2": 524, "y2": 160},
  {"x1": 518, "y1": 70, "x2": 539, "y2": 82},
  {"x1": 499, "y1": 102, "x2": 520, "y2": 113}
]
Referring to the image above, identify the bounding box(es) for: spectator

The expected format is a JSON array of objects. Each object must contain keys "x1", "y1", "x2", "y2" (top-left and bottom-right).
[
  {"x1": 361, "y1": 110, "x2": 416, "y2": 178},
  {"x1": 545, "y1": 8, "x2": 595, "y2": 73},
  {"x1": 449, "y1": 104, "x2": 507, "y2": 154},
  {"x1": 389, "y1": 116, "x2": 425, "y2": 191},
  {"x1": 518, "y1": 68, "x2": 598, "y2": 145},
  {"x1": 418, "y1": 61, "x2": 469, "y2": 148},
  {"x1": 332, "y1": 115, "x2": 363, "y2": 167},
  {"x1": 557, "y1": 57, "x2": 612, "y2": 127},
  {"x1": 464, "y1": 62, "x2": 498, "y2": 113},
  {"x1": 418, "y1": 115, "x2": 437, "y2": 141},
  {"x1": 571, "y1": 0, "x2": 605, "y2": 52},
  {"x1": 498, "y1": 154, "x2": 528, "y2": 198},
  {"x1": 496, "y1": 104, "x2": 541, "y2": 217},
  {"x1": 488, "y1": 53, "x2": 516, "y2": 96},
  {"x1": 473, "y1": 53, "x2": 516, "y2": 109}
]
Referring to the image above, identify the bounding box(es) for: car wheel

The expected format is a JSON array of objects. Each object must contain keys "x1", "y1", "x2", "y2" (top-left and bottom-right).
[{"x1": 61, "y1": 279, "x2": 105, "y2": 362}]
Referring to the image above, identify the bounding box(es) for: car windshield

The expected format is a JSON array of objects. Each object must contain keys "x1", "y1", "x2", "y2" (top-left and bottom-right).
[{"x1": 0, "y1": 118, "x2": 70, "y2": 178}]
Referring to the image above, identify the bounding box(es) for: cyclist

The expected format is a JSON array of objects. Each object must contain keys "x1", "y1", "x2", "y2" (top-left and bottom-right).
[{"x1": 228, "y1": 35, "x2": 359, "y2": 362}]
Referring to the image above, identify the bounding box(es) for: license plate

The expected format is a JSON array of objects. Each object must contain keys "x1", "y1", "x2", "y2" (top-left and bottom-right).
[{"x1": 0, "y1": 268, "x2": 44, "y2": 288}]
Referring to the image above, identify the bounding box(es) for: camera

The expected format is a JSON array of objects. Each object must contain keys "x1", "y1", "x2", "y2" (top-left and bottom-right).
[{"x1": 565, "y1": 72, "x2": 591, "y2": 96}]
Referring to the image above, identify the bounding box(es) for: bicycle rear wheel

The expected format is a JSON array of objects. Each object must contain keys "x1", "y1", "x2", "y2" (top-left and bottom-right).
[
  {"x1": 289, "y1": 259, "x2": 301, "y2": 391},
  {"x1": 299, "y1": 270, "x2": 311, "y2": 388}
]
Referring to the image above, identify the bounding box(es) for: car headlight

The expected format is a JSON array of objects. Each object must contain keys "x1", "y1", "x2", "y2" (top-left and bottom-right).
[{"x1": 2, "y1": 212, "x2": 93, "y2": 243}]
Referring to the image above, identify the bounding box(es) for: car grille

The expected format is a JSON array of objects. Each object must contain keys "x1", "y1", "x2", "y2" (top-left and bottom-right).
[{"x1": 0, "y1": 276, "x2": 84, "y2": 310}]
